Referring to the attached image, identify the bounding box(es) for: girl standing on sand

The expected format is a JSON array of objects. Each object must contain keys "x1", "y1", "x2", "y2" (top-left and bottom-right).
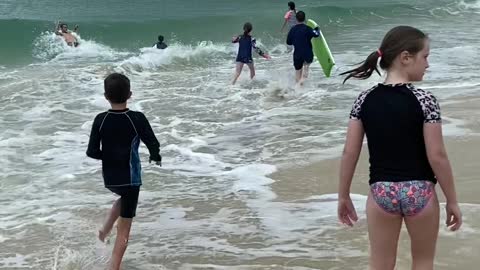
[{"x1": 337, "y1": 26, "x2": 462, "y2": 270}]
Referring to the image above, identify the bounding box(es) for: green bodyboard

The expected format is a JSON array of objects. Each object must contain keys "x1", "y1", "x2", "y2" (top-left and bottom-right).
[{"x1": 306, "y1": 19, "x2": 335, "y2": 77}]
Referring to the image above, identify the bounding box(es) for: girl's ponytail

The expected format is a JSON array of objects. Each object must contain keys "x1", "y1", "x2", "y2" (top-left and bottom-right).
[{"x1": 340, "y1": 50, "x2": 382, "y2": 83}]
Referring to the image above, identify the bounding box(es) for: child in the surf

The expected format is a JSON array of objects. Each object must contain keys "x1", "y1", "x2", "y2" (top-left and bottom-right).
[
  {"x1": 231, "y1": 22, "x2": 271, "y2": 85},
  {"x1": 281, "y1": 1, "x2": 297, "y2": 32},
  {"x1": 87, "y1": 73, "x2": 162, "y2": 270}
]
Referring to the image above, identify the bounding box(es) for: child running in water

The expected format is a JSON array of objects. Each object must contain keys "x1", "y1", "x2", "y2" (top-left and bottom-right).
[
  {"x1": 337, "y1": 26, "x2": 462, "y2": 270},
  {"x1": 232, "y1": 22, "x2": 270, "y2": 85},
  {"x1": 87, "y1": 73, "x2": 162, "y2": 270},
  {"x1": 286, "y1": 11, "x2": 319, "y2": 85}
]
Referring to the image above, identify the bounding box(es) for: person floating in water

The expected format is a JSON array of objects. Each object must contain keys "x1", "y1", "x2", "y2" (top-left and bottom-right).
[
  {"x1": 231, "y1": 22, "x2": 270, "y2": 85},
  {"x1": 154, "y1": 35, "x2": 168, "y2": 49},
  {"x1": 55, "y1": 22, "x2": 79, "y2": 47}
]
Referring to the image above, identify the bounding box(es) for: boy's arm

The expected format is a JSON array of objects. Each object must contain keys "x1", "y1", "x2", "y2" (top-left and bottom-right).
[
  {"x1": 137, "y1": 113, "x2": 162, "y2": 165},
  {"x1": 86, "y1": 115, "x2": 102, "y2": 160},
  {"x1": 232, "y1": 35, "x2": 240, "y2": 43}
]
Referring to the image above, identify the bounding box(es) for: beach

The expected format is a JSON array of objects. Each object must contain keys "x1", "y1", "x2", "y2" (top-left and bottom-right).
[{"x1": 1, "y1": 0, "x2": 479, "y2": 269}]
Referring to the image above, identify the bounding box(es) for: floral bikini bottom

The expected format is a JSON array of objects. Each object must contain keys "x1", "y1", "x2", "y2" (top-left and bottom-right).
[{"x1": 370, "y1": 181, "x2": 434, "y2": 216}]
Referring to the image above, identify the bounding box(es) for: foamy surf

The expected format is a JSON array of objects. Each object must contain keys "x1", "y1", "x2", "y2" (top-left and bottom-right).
[{"x1": 1, "y1": 0, "x2": 480, "y2": 269}]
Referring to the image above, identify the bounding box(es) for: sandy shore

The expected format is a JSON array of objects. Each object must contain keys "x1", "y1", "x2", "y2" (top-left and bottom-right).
[{"x1": 269, "y1": 97, "x2": 480, "y2": 269}]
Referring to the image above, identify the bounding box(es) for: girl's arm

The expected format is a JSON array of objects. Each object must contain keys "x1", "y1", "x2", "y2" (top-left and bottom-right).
[
  {"x1": 424, "y1": 123, "x2": 457, "y2": 203},
  {"x1": 424, "y1": 122, "x2": 462, "y2": 231},
  {"x1": 422, "y1": 92, "x2": 462, "y2": 230},
  {"x1": 252, "y1": 38, "x2": 270, "y2": 59},
  {"x1": 281, "y1": 11, "x2": 291, "y2": 32},
  {"x1": 338, "y1": 119, "x2": 364, "y2": 226},
  {"x1": 281, "y1": 20, "x2": 287, "y2": 32}
]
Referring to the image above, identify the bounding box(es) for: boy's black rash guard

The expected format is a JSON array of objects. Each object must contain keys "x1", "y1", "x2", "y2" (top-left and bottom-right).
[{"x1": 87, "y1": 109, "x2": 161, "y2": 187}]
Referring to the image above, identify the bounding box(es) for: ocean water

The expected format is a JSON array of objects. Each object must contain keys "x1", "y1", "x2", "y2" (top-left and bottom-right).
[{"x1": 1, "y1": 0, "x2": 480, "y2": 269}]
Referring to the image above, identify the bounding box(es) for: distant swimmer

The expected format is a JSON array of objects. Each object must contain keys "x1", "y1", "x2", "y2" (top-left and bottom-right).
[
  {"x1": 55, "y1": 22, "x2": 79, "y2": 47},
  {"x1": 154, "y1": 35, "x2": 168, "y2": 49},
  {"x1": 231, "y1": 22, "x2": 271, "y2": 85}
]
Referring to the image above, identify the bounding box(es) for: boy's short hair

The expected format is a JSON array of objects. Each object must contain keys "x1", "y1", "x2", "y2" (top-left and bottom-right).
[
  {"x1": 158, "y1": 35, "x2": 164, "y2": 42},
  {"x1": 104, "y1": 73, "x2": 131, "y2": 103},
  {"x1": 296, "y1": 11, "x2": 306, "y2": 22}
]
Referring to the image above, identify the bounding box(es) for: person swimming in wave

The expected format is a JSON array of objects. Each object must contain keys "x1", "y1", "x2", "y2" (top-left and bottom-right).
[
  {"x1": 55, "y1": 22, "x2": 79, "y2": 47},
  {"x1": 154, "y1": 35, "x2": 168, "y2": 49}
]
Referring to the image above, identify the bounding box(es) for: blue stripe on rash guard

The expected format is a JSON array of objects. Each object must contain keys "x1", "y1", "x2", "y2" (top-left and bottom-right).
[{"x1": 130, "y1": 135, "x2": 142, "y2": 186}]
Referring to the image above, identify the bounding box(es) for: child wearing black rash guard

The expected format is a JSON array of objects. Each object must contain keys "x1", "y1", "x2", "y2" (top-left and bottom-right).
[
  {"x1": 337, "y1": 26, "x2": 462, "y2": 270},
  {"x1": 87, "y1": 73, "x2": 161, "y2": 270}
]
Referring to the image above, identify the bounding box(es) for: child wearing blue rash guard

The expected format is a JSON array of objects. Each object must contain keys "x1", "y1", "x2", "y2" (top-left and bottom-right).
[
  {"x1": 286, "y1": 11, "x2": 320, "y2": 84},
  {"x1": 232, "y1": 22, "x2": 270, "y2": 85}
]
